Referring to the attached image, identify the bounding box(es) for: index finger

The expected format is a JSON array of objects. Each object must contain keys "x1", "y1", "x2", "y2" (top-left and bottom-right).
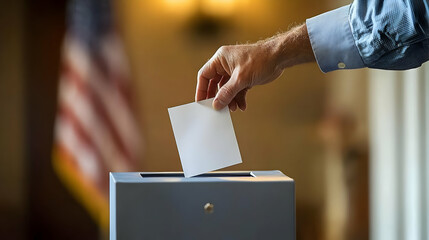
[
  {"x1": 195, "y1": 61, "x2": 216, "y2": 101},
  {"x1": 196, "y1": 49, "x2": 229, "y2": 102},
  {"x1": 196, "y1": 58, "x2": 228, "y2": 102}
]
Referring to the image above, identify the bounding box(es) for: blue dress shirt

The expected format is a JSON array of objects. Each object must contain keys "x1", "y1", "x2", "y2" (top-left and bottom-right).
[{"x1": 306, "y1": 0, "x2": 429, "y2": 73}]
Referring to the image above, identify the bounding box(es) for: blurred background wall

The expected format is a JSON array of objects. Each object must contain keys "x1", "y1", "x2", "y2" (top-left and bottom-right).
[
  {"x1": 0, "y1": 0, "x2": 26, "y2": 239},
  {"x1": 0, "y1": 0, "x2": 373, "y2": 239},
  {"x1": 1, "y1": 0, "x2": 99, "y2": 239}
]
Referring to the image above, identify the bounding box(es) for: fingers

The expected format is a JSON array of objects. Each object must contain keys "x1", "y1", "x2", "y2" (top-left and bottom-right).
[
  {"x1": 213, "y1": 71, "x2": 243, "y2": 110},
  {"x1": 207, "y1": 75, "x2": 222, "y2": 99},
  {"x1": 218, "y1": 75, "x2": 229, "y2": 89},
  {"x1": 228, "y1": 99, "x2": 237, "y2": 112},
  {"x1": 196, "y1": 62, "x2": 215, "y2": 101},
  {"x1": 235, "y1": 88, "x2": 248, "y2": 111},
  {"x1": 197, "y1": 46, "x2": 249, "y2": 111},
  {"x1": 219, "y1": 75, "x2": 240, "y2": 112},
  {"x1": 196, "y1": 49, "x2": 229, "y2": 102}
]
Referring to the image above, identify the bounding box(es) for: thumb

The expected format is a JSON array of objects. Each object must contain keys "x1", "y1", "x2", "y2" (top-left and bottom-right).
[{"x1": 213, "y1": 72, "x2": 242, "y2": 110}]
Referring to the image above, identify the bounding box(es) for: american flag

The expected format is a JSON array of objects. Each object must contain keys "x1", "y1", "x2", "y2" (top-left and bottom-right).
[{"x1": 53, "y1": 0, "x2": 141, "y2": 229}]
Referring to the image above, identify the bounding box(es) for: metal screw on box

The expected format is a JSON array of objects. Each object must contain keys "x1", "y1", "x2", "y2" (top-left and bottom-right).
[{"x1": 204, "y1": 203, "x2": 214, "y2": 214}]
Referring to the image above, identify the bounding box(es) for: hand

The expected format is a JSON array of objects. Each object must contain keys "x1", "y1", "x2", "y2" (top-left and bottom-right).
[
  {"x1": 195, "y1": 24, "x2": 315, "y2": 111},
  {"x1": 196, "y1": 43, "x2": 284, "y2": 111}
]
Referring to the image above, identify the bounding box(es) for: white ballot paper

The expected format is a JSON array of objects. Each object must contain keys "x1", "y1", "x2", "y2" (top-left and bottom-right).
[{"x1": 168, "y1": 98, "x2": 242, "y2": 177}]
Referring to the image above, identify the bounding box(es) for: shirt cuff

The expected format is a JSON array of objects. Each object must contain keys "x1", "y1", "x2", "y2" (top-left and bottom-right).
[{"x1": 306, "y1": 5, "x2": 365, "y2": 73}]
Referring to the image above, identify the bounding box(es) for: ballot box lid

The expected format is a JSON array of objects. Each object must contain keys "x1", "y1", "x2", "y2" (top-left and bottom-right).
[{"x1": 110, "y1": 170, "x2": 293, "y2": 183}]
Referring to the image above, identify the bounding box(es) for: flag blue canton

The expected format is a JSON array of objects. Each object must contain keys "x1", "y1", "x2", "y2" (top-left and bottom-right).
[{"x1": 68, "y1": 0, "x2": 113, "y2": 50}]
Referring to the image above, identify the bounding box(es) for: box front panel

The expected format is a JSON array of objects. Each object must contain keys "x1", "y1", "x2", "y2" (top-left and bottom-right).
[{"x1": 115, "y1": 181, "x2": 294, "y2": 240}]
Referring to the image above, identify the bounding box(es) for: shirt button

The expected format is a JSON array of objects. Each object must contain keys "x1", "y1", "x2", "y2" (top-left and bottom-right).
[{"x1": 338, "y1": 62, "x2": 346, "y2": 69}]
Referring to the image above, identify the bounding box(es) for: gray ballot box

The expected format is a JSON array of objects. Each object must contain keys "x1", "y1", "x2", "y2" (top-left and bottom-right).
[{"x1": 110, "y1": 171, "x2": 295, "y2": 240}]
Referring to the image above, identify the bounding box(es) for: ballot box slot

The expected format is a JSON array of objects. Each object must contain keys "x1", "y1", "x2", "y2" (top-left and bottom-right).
[{"x1": 140, "y1": 172, "x2": 254, "y2": 178}]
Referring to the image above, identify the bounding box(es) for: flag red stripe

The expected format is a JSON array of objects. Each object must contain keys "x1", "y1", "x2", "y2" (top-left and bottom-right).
[
  {"x1": 58, "y1": 104, "x2": 109, "y2": 190},
  {"x1": 113, "y1": 74, "x2": 135, "y2": 111},
  {"x1": 62, "y1": 62, "x2": 135, "y2": 165}
]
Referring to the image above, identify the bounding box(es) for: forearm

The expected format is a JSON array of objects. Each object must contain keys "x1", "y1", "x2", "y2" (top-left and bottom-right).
[{"x1": 261, "y1": 24, "x2": 316, "y2": 71}]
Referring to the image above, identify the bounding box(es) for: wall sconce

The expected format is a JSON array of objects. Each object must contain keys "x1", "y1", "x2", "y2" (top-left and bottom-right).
[
  {"x1": 163, "y1": 0, "x2": 240, "y2": 37},
  {"x1": 200, "y1": 0, "x2": 237, "y2": 18}
]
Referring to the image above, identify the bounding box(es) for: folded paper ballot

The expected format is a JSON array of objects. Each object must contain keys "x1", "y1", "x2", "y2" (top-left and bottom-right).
[{"x1": 168, "y1": 98, "x2": 242, "y2": 177}]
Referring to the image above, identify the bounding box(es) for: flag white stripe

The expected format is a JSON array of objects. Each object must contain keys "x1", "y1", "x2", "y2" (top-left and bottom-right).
[{"x1": 100, "y1": 34, "x2": 130, "y2": 82}]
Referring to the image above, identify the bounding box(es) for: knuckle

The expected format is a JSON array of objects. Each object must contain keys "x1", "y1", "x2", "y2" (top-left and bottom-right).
[
  {"x1": 218, "y1": 45, "x2": 226, "y2": 53},
  {"x1": 198, "y1": 61, "x2": 213, "y2": 80},
  {"x1": 217, "y1": 45, "x2": 230, "y2": 55},
  {"x1": 197, "y1": 67, "x2": 205, "y2": 78}
]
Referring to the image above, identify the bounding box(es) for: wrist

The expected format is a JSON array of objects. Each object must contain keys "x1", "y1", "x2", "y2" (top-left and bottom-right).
[{"x1": 264, "y1": 24, "x2": 315, "y2": 70}]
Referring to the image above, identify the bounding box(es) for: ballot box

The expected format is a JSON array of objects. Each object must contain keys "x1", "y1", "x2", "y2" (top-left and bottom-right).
[{"x1": 110, "y1": 171, "x2": 295, "y2": 240}]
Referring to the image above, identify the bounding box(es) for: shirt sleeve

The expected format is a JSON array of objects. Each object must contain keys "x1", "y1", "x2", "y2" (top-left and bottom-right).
[
  {"x1": 306, "y1": 5, "x2": 364, "y2": 73},
  {"x1": 307, "y1": 0, "x2": 429, "y2": 73},
  {"x1": 349, "y1": 0, "x2": 429, "y2": 70}
]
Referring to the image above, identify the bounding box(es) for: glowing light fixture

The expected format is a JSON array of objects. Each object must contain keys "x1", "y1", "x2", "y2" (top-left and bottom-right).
[
  {"x1": 162, "y1": 0, "x2": 198, "y2": 17},
  {"x1": 201, "y1": 0, "x2": 237, "y2": 17},
  {"x1": 162, "y1": 0, "x2": 238, "y2": 18}
]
